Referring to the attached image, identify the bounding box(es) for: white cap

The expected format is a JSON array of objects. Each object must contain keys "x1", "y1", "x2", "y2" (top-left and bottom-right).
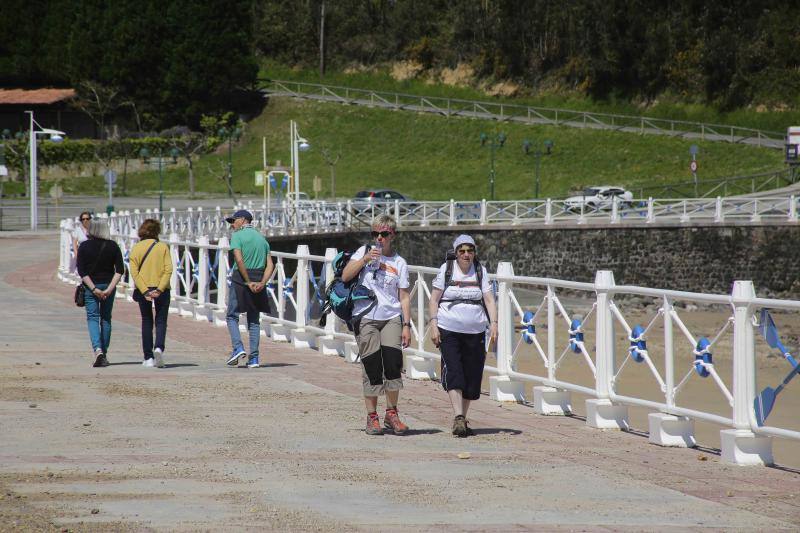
[{"x1": 452, "y1": 234, "x2": 476, "y2": 251}]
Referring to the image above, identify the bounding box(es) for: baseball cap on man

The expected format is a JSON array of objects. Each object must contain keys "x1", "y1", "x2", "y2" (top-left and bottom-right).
[
  {"x1": 452, "y1": 234, "x2": 477, "y2": 251},
  {"x1": 225, "y1": 209, "x2": 253, "y2": 223}
]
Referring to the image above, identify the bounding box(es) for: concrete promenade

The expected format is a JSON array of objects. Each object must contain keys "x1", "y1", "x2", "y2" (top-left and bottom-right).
[{"x1": 1, "y1": 234, "x2": 799, "y2": 531}]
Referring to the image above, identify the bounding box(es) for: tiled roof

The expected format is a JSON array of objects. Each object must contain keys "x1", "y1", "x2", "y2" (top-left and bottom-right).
[{"x1": 0, "y1": 88, "x2": 76, "y2": 105}]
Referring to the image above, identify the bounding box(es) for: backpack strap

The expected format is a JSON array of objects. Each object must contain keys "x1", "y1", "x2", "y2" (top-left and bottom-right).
[{"x1": 438, "y1": 258, "x2": 491, "y2": 322}]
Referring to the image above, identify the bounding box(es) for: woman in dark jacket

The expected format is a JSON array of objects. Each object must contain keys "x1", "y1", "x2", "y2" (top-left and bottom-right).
[{"x1": 77, "y1": 219, "x2": 124, "y2": 367}]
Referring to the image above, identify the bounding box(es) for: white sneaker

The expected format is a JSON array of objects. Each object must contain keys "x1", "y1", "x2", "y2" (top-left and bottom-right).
[
  {"x1": 154, "y1": 348, "x2": 165, "y2": 368},
  {"x1": 142, "y1": 358, "x2": 155, "y2": 368}
]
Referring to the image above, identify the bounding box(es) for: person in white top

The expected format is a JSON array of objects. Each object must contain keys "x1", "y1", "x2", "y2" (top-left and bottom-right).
[
  {"x1": 428, "y1": 234, "x2": 498, "y2": 437},
  {"x1": 71, "y1": 211, "x2": 92, "y2": 273},
  {"x1": 342, "y1": 214, "x2": 412, "y2": 436}
]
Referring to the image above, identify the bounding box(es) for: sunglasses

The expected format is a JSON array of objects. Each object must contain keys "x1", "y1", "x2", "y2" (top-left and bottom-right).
[
  {"x1": 457, "y1": 247, "x2": 475, "y2": 254},
  {"x1": 80, "y1": 217, "x2": 91, "y2": 221},
  {"x1": 371, "y1": 230, "x2": 393, "y2": 238}
]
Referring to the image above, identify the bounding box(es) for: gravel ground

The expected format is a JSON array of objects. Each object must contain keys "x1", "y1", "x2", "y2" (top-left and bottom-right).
[{"x1": 1, "y1": 234, "x2": 800, "y2": 531}]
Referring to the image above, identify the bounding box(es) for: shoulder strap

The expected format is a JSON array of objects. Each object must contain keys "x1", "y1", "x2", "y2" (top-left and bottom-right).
[
  {"x1": 474, "y1": 258, "x2": 483, "y2": 286},
  {"x1": 445, "y1": 258, "x2": 454, "y2": 285},
  {"x1": 138, "y1": 240, "x2": 159, "y2": 270}
]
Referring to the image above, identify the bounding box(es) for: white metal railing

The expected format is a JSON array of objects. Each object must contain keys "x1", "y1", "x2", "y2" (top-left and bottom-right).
[
  {"x1": 95, "y1": 194, "x2": 800, "y2": 240},
  {"x1": 57, "y1": 217, "x2": 800, "y2": 464}
]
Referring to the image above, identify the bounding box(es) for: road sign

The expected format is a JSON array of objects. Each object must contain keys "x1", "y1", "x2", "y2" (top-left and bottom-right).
[
  {"x1": 255, "y1": 171, "x2": 266, "y2": 186},
  {"x1": 690, "y1": 160, "x2": 698, "y2": 173},
  {"x1": 104, "y1": 169, "x2": 117, "y2": 186},
  {"x1": 689, "y1": 144, "x2": 699, "y2": 156}
]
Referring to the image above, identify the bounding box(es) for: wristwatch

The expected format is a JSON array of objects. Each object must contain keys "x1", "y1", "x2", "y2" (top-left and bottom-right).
[{"x1": 403, "y1": 322, "x2": 411, "y2": 327}]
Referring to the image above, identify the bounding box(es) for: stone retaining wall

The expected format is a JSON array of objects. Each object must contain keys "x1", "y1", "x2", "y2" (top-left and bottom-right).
[{"x1": 269, "y1": 224, "x2": 800, "y2": 298}]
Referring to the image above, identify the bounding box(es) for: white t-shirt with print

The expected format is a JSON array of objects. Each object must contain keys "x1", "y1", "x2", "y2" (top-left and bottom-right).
[
  {"x1": 432, "y1": 262, "x2": 491, "y2": 334},
  {"x1": 351, "y1": 245, "x2": 410, "y2": 321}
]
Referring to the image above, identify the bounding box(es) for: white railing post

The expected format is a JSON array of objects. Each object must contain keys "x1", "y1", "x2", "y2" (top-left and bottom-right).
[
  {"x1": 663, "y1": 295, "x2": 675, "y2": 407},
  {"x1": 715, "y1": 196, "x2": 723, "y2": 223},
  {"x1": 722, "y1": 280, "x2": 773, "y2": 465},
  {"x1": 489, "y1": 262, "x2": 524, "y2": 402},
  {"x1": 291, "y1": 245, "x2": 315, "y2": 348},
  {"x1": 449, "y1": 199, "x2": 455, "y2": 226},
  {"x1": 168, "y1": 232, "x2": 181, "y2": 314},
  {"x1": 611, "y1": 197, "x2": 619, "y2": 224},
  {"x1": 394, "y1": 199, "x2": 401, "y2": 227},
  {"x1": 406, "y1": 271, "x2": 437, "y2": 379},
  {"x1": 533, "y1": 283, "x2": 572, "y2": 415},
  {"x1": 480, "y1": 199, "x2": 487, "y2": 225},
  {"x1": 216, "y1": 235, "x2": 229, "y2": 319},
  {"x1": 545, "y1": 198, "x2": 553, "y2": 225},
  {"x1": 195, "y1": 235, "x2": 210, "y2": 321},
  {"x1": 789, "y1": 195, "x2": 797, "y2": 223},
  {"x1": 586, "y1": 270, "x2": 629, "y2": 429},
  {"x1": 750, "y1": 198, "x2": 761, "y2": 222},
  {"x1": 319, "y1": 248, "x2": 344, "y2": 355},
  {"x1": 646, "y1": 197, "x2": 655, "y2": 223},
  {"x1": 649, "y1": 294, "x2": 696, "y2": 448},
  {"x1": 58, "y1": 218, "x2": 71, "y2": 277}
]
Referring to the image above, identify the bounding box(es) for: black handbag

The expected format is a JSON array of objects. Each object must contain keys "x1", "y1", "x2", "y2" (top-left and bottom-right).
[
  {"x1": 132, "y1": 240, "x2": 160, "y2": 302},
  {"x1": 74, "y1": 284, "x2": 85, "y2": 307}
]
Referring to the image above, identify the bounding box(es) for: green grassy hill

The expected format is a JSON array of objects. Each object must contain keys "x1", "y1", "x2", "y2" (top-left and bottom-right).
[{"x1": 59, "y1": 96, "x2": 784, "y2": 201}]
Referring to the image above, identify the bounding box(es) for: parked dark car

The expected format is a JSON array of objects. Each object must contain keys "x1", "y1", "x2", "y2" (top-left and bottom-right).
[{"x1": 354, "y1": 189, "x2": 414, "y2": 203}]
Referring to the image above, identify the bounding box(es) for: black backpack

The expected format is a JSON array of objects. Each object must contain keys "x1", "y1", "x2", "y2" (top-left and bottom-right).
[
  {"x1": 438, "y1": 250, "x2": 490, "y2": 319},
  {"x1": 319, "y1": 245, "x2": 376, "y2": 331}
]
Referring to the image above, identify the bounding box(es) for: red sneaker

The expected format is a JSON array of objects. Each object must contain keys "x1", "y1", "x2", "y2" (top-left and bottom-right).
[
  {"x1": 365, "y1": 412, "x2": 383, "y2": 435},
  {"x1": 384, "y1": 408, "x2": 409, "y2": 435}
]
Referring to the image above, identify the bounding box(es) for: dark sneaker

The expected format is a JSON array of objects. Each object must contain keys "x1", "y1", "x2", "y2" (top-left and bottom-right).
[
  {"x1": 226, "y1": 349, "x2": 246, "y2": 366},
  {"x1": 247, "y1": 356, "x2": 260, "y2": 368},
  {"x1": 452, "y1": 415, "x2": 467, "y2": 437},
  {"x1": 365, "y1": 413, "x2": 383, "y2": 435},
  {"x1": 384, "y1": 408, "x2": 409, "y2": 435},
  {"x1": 464, "y1": 418, "x2": 474, "y2": 437},
  {"x1": 93, "y1": 353, "x2": 108, "y2": 368}
]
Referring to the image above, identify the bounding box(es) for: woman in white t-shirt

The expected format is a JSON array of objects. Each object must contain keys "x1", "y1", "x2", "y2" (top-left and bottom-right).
[
  {"x1": 71, "y1": 211, "x2": 92, "y2": 273},
  {"x1": 428, "y1": 234, "x2": 497, "y2": 437},
  {"x1": 342, "y1": 214, "x2": 412, "y2": 436}
]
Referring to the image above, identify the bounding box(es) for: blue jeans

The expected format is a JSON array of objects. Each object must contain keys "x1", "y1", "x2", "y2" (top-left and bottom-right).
[
  {"x1": 84, "y1": 282, "x2": 115, "y2": 353},
  {"x1": 226, "y1": 286, "x2": 261, "y2": 357},
  {"x1": 138, "y1": 289, "x2": 170, "y2": 359}
]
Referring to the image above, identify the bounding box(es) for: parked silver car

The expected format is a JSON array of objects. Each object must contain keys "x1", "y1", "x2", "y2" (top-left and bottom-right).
[{"x1": 564, "y1": 186, "x2": 633, "y2": 211}]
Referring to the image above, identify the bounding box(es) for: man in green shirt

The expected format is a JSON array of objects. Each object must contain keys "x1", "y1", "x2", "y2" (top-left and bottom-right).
[{"x1": 224, "y1": 210, "x2": 274, "y2": 368}]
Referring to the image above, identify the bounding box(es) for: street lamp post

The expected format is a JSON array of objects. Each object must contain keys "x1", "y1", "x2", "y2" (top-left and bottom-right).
[
  {"x1": 26, "y1": 111, "x2": 66, "y2": 231},
  {"x1": 139, "y1": 146, "x2": 179, "y2": 212},
  {"x1": 523, "y1": 139, "x2": 554, "y2": 199},
  {"x1": 480, "y1": 132, "x2": 506, "y2": 200},
  {"x1": 218, "y1": 126, "x2": 242, "y2": 200},
  {"x1": 289, "y1": 120, "x2": 310, "y2": 226}
]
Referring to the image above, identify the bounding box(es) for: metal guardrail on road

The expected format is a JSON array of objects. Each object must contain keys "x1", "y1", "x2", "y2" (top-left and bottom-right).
[{"x1": 262, "y1": 80, "x2": 786, "y2": 149}]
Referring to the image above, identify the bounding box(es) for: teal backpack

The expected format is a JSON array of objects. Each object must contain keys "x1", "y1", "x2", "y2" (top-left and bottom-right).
[{"x1": 319, "y1": 246, "x2": 376, "y2": 331}]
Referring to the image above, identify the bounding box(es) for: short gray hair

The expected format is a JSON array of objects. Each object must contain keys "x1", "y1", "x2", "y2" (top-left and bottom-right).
[
  {"x1": 87, "y1": 219, "x2": 111, "y2": 240},
  {"x1": 371, "y1": 214, "x2": 397, "y2": 232}
]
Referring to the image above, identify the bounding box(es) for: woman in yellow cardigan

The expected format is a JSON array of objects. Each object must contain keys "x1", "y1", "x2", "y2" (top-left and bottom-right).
[{"x1": 129, "y1": 219, "x2": 173, "y2": 368}]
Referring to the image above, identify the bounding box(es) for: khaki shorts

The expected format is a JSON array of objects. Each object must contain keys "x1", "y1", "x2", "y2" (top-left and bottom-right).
[{"x1": 356, "y1": 316, "x2": 404, "y2": 397}]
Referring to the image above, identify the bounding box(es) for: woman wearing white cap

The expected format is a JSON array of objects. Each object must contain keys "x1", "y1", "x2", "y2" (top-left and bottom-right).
[{"x1": 428, "y1": 234, "x2": 497, "y2": 437}]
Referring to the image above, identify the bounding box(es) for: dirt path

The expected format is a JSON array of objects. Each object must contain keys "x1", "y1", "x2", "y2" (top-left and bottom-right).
[{"x1": 1, "y1": 234, "x2": 799, "y2": 531}]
